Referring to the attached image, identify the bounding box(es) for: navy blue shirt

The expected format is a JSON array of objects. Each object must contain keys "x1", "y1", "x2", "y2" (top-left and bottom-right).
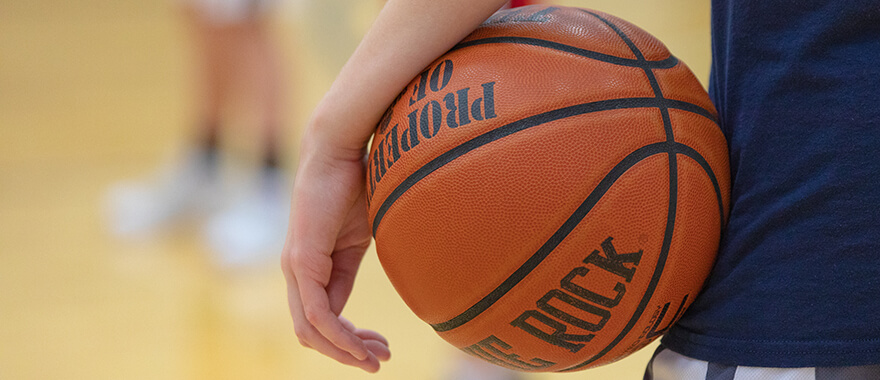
[{"x1": 661, "y1": 0, "x2": 880, "y2": 367}]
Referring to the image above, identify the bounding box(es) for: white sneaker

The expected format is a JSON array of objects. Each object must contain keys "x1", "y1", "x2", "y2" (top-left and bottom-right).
[
  {"x1": 446, "y1": 355, "x2": 527, "y2": 380},
  {"x1": 104, "y1": 149, "x2": 222, "y2": 238},
  {"x1": 204, "y1": 168, "x2": 290, "y2": 268}
]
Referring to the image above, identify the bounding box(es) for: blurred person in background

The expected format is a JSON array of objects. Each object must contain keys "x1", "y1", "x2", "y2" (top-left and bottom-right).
[{"x1": 105, "y1": 0, "x2": 290, "y2": 267}]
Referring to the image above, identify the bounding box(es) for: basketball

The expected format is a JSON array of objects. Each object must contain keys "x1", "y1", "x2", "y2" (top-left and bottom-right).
[{"x1": 366, "y1": 5, "x2": 729, "y2": 372}]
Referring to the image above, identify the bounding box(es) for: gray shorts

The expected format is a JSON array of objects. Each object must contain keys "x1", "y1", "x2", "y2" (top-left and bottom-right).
[
  {"x1": 644, "y1": 345, "x2": 880, "y2": 380},
  {"x1": 181, "y1": 0, "x2": 276, "y2": 23}
]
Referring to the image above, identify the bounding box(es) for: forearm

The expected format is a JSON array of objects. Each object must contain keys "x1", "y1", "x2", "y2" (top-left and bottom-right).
[{"x1": 304, "y1": 0, "x2": 508, "y2": 162}]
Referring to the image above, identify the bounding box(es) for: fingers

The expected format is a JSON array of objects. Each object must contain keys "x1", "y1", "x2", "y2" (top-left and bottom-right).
[
  {"x1": 296, "y1": 322, "x2": 382, "y2": 372},
  {"x1": 365, "y1": 339, "x2": 392, "y2": 362},
  {"x1": 325, "y1": 246, "x2": 368, "y2": 315},
  {"x1": 340, "y1": 316, "x2": 391, "y2": 361},
  {"x1": 282, "y1": 149, "x2": 383, "y2": 372},
  {"x1": 296, "y1": 272, "x2": 369, "y2": 360},
  {"x1": 339, "y1": 316, "x2": 388, "y2": 346},
  {"x1": 286, "y1": 275, "x2": 390, "y2": 372}
]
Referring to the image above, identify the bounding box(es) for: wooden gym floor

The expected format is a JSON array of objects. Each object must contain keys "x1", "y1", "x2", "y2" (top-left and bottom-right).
[{"x1": 0, "y1": 0, "x2": 709, "y2": 378}]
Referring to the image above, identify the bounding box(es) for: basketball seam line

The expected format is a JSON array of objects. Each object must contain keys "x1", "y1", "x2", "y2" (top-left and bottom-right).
[
  {"x1": 429, "y1": 142, "x2": 672, "y2": 332},
  {"x1": 563, "y1": 9, "x2": 680, "y2": 371},
  {"x1": 452, "y1": 36, "x2": 679, "y2": 70},
  {"x1": 424, "y1": 142, "x2": 725, "y2": 335},
  {"x1": 371, "y1": 97, "x2": 716, "y2": 237},
  {"x1": 676, "y1": 145, "x2": 727, "y2": 234}
]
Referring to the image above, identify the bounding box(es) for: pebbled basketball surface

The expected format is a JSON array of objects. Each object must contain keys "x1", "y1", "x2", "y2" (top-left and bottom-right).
[{"x1": 367, "y1": 5, "x2": 729, "y2": 372}]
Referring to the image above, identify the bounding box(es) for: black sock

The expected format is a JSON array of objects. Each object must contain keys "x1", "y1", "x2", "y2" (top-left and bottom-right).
[
  {"x1": 262, "y1": 143, "x2": 282, "y2": 173},
  {"x1": 199, "y1": 123, "x2": 220, "y2": 153},
  {"x1": 196, "y1": 123, "x2": 221, "y2": 173}
]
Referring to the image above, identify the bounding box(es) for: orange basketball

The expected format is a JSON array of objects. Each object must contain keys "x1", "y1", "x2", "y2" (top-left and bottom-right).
[{"x1": 366, "y1": 5, "x2": 729, "y2": 372}]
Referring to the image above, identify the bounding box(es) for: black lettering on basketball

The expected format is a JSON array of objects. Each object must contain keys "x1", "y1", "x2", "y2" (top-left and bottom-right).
[
  {"x1": 468, "y1": 81, "x2": 497, "y2": 122},
  {"x1": 481, "y1": 82, "x2": 497, "y2": 119},
  {"x1": 410, "y1": 60, "x2": 454, "y2": 105},
  {"x1": 410, "y1": 69, "x2": 430, "y2": 106},
  {"x1": 376, "y1": 141, "x2": 388, "y2": 178},
  {"x1": 372, "y1": 148, "x2": 384, "y2": 183},
  {"x1": 562, "y1": 267, "x2": 626, "y2": 308},
  {"x1": 511, "y1": 237, "x2": 641, "y2": 353},
  {"x1": 369, "y1": 80, "x2": 500, "y2": 203},
  {"x1": 537, "y1": 289, "x2": 610, "y2": 332},
  {"x1": 510, "y1": 310, "x2": 593, "y2": 353},
  {"x1": 419, "y1": 100, "x2": 442, "y2": 139},
  {"x1": 429, "y1": 60, "x2": 454, "y2": 92},
  {"x1": 462, "y1": 335, "x2": 556, "y2": 371},
  {"x1": 384, "y1": 124, "x2": 402, "y2": 169},
  {"x1": 367, "y1": 158, "x2": 375, "y2": 203},
  {"x1": 456, "y1": 88, "x2": 472, "y2": 127},
  {"x1": 443, "y1": 92, "x2": 459, "y2": 128},
  {"x1": 402, "y1": 109, "x2": 421, "y2": 152},
  {"x1": 583, "y1": 237, "x2": 642, "y2": 283},
  {"x1": 377, "y1": 93, "x2": 402, "y2": 134}
]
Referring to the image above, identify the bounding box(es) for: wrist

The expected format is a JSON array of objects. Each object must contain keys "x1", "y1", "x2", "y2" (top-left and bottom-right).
[{"x1": 302, "y1": 105, "x2": 371, "y2": 164}]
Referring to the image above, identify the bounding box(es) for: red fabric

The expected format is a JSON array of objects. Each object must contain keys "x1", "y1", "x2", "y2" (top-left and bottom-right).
[{"x1": 508, "y1": 0, "x2": 534, "y2": 7}]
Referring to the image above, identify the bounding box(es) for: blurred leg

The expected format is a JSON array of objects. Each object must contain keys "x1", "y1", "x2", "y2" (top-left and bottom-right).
[
  {"x1": 105, "y1": 0, "x2": 290, "y2": 246},
  {"x1": 235, "y1": 17, "x2": 286, "y2": 166},
  {"x1": 183, "y1": 0, "x2": 288, "y2": 162},
  {"x1": 182, "y1": 2, "x2": 231, "y2": 151},
  {"x1": 194, "y1": 0, "x2": 292, "y2": 267}
]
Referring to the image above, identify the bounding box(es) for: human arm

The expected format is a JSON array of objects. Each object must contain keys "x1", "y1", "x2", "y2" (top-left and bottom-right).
[{"x1": 281, "y1": 0, "x2": 509, "y2": 373}]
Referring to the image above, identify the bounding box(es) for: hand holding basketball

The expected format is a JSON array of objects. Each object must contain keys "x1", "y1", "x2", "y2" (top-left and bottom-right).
[
  {"x1": 282, "y1": 140, "x2": 388, "y2": 372},
  {"x1": 281, "y1": 0, "x2": 508, "y2": 372}
]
